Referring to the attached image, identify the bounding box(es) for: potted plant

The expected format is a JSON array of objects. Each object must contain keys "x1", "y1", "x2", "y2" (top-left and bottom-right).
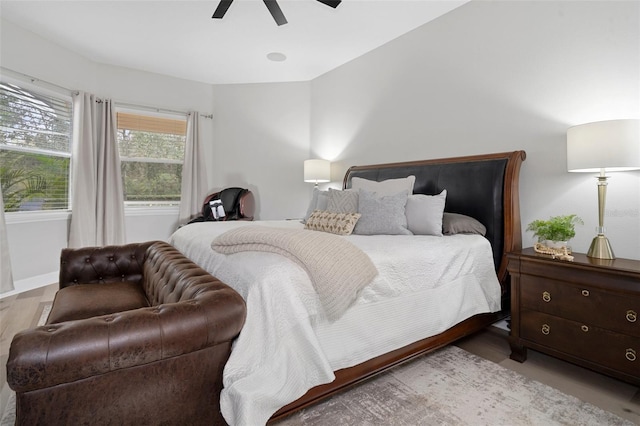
[{"x1": 526, "y1": 214, "x2": 584, "y2": 248}]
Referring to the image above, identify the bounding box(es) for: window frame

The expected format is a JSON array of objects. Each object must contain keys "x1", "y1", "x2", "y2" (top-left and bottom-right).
[{"x1": 115, "y1": 107, "x2": 186, "y2": 209}]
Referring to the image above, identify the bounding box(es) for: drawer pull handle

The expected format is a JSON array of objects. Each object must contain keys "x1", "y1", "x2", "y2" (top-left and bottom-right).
[
  {"x1": 581, "y1": 289, "x2": 590, "y2": 297},
  {"x1": 627, "y1": 310, "x2": 637, "y2": 323},
  {"x1": 542, "y1": 291, "x2": 551, "y2": 303},
  {"x1": 541, "y1": 324, "x2": 550, "y2": 335},
  {"x1": 581, "y1": 325, "x2": 589, "y2": 332},
  {"x1": 626, "y1": 348, "x2": 636, "y2": 362}
]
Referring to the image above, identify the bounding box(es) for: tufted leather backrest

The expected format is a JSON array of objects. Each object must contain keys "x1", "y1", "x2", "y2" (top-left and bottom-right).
[
  {"x1": 142, "y1": 241, "x2": 224, "y2": 306},
  {"x1": 59, "y1": 241, "x2": 154, "y2": 288},
  {"x1": 59, "y1": 240, "x2": 228, "y2": 307}
]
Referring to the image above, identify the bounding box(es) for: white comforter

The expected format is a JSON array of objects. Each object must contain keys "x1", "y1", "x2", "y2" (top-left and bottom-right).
[{"x1": 169, "y1": 221, "x2": 501, "y2": 425}]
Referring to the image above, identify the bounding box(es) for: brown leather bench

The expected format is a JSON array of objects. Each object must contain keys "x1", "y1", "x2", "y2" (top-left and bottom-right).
[{"x1": 7, "y1": 240, "x2": 246, "y2": 426}]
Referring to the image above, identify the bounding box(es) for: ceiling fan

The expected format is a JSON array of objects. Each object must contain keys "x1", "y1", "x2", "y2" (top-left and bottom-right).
[{"x1": 212, "y1": 0, "x2": 342, "y2": 26}]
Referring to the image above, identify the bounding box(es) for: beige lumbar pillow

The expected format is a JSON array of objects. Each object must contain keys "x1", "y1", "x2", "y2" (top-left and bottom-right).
[{"x1": 304, "y1": 210, "x2": 361, "y2": 235}]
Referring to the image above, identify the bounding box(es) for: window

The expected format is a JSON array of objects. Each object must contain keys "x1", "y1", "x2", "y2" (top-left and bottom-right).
[
  {"x1": 116, "y1": 111, "x2": 186, "y2": 206},
  {"x1": 0, "y1": 82, "x2": 72, "y2": 212}
]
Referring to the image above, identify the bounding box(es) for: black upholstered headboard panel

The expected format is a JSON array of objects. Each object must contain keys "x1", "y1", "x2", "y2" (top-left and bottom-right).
[{"x1": 343, "y1": 151, "x2": 526, "y2": 287}]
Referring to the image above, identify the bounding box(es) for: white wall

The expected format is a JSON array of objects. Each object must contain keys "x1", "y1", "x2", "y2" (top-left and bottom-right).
[
  {"x1": 211, "y1": 82, "x2": 312, "y2": 220},
  {"x1": 311, "y1": 0, "x2": 640, "y2": 260}
]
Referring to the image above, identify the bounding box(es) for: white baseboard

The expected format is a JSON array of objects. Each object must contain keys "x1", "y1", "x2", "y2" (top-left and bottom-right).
[{"x1": 0, "y1": 271, "x2": 57, "y2": 299}]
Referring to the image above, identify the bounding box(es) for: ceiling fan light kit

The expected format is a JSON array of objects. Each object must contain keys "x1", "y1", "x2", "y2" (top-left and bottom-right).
[{"x1": 212, "y1": 0, "x2": 342, "y2": 26}]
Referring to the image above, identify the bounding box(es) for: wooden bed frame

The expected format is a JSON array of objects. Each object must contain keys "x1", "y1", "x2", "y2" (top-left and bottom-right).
[{"x1": 270, "y1": 150, "x2": 526, "y2": 421}]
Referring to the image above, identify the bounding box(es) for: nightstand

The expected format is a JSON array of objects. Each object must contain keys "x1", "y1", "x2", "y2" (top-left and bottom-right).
[{"x1": 507, "y1": 248, "x2": 640, "y2": 386}]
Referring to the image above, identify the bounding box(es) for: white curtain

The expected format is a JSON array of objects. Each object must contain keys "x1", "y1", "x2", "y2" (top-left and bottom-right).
[
  {"x1": 178, "y1": 112, "x2": 208, "y2": 224},
  {"x1": 0, "y1": 183, "x2": 14, "y2": 293},
  {"x1": 68, "y1": 92, "x2": 125, "y2": 248}
]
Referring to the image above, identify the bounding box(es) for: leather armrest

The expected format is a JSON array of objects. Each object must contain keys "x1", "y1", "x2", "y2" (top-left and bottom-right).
[
  {"x1": 59, "y1": 241, "x2": 156, "y2": 288},
  {"x1": 239, "y1": 190, "x2": 255, "y2": 220},
  {"x1": 7, "y1": 286, "x2": 246, "y2": 393}
]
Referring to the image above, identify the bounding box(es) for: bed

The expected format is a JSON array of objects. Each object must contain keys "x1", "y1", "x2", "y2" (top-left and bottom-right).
[{"x1": 169, "y1": 150, "x2": 526, "y2": 425}]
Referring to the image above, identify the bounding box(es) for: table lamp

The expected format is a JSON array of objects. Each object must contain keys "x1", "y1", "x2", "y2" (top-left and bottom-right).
[
  {"x1": 304, "y1": 159, "x2": 331, "y2": 187},
  {"x1": 567, "y1": 119, "x2": 640, "y2": 259}
]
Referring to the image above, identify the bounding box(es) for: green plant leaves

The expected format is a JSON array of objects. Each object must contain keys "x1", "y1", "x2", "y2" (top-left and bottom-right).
[{"x1": 526, "y1": 214, "x2": 584, "y2": 242}]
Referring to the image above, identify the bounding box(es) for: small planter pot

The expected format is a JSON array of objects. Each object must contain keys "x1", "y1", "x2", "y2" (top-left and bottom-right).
[{"x1": 544, "y1": 240, "x2": 568, "y2": 250}]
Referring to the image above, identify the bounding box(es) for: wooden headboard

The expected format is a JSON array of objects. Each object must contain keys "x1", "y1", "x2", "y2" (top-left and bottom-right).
[{"x1": 343, "y1": 151, "x2": 527, "y2": 287}]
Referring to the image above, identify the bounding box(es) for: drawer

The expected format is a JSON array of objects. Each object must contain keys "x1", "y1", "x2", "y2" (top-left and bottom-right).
[
  {"x1": 521, "y1": 310, "x2": 639, "y2": 378},
  {"x1": 520, "y1": 275, "x2": 640, "y2": 338}
]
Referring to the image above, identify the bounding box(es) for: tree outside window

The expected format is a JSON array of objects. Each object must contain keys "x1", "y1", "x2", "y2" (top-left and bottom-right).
[
  {"x1": 116, "y1": 112, "x2": 186, "y2": 205},
  {"x1": 0, "y1": 82, "x2": 71, "y2": 212}
]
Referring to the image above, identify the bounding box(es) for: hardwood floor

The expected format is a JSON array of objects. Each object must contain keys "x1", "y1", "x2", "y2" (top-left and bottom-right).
[
  {"x1": 0, "y1": 283, "x2": 58, "y2": 417},
  {"x1": 2, "y1": 284, "x2": 639, "y2": 424}
]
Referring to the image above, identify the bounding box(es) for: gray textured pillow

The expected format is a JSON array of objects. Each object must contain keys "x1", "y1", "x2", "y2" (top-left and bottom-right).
[
  {"x1": 303, "y1": 187, "x2": 329, "y2": 223},
  {"x1": 354, "y1": 189, "x2": 412, "y2": 235},
  {"x1": 443, "y1": 213, "x2": 487, "y2": 236},
  {"x1": 351, "y1": 175, "x2": 416, "y2": 196},
  {"x1": 327, "y1": 188, "x2": 358, "y2": 213},
  {"x1": 405, "y1": 190, "x2": 447, "y2": 236}
]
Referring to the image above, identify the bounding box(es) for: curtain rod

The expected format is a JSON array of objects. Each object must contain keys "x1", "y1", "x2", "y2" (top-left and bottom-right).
[
  {"x1": 1, "y1": 66, "x2": 71, "y2": 95},
  {"x1": 116, "y1": 101, "x2": 213, "y2": 119},
  {"x1": 0, "y1": 66, "x2": 213, "y2": 119}
]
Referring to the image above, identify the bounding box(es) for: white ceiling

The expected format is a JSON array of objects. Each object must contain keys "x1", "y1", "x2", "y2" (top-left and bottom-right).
[{"x1": 0, "y1": 0, "x2": 469, "y2": 85}]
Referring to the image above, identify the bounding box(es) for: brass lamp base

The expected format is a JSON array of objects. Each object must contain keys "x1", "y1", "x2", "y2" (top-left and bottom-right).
[{"x1": 587, "y1": 234, "x2": 615, "y2": 259}]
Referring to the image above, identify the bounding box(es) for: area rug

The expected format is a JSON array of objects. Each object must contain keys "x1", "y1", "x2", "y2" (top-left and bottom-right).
[{"x1": 274, "y1": 345, "x2": 634, "y2": 426}]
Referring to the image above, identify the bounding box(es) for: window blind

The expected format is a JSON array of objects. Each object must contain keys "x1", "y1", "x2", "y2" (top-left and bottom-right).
[
  {"x1": 0, "y1": 82, "x2": 72, "y2": 212},
  {"x1": 117, "y1": 112, "x2": 186, "y2": 136}
]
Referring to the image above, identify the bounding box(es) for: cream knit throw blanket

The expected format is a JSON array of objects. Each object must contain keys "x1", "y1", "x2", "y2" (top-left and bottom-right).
[{"x1": 211, "y1": 226, "x2": 378, "y2": 321}]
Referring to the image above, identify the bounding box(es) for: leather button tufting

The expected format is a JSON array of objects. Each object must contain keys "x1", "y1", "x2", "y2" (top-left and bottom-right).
[
  {"x1": 109, "y1": 256, "x2": 114, "y2": 261},
  {"x1": 85, "y1": 258, "x2": 91, "y2": 263}
]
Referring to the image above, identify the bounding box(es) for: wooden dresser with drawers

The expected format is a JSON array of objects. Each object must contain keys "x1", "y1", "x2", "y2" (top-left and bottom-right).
[{"x1": 507, "y1": 248, "x2": 639, "y2": 385}]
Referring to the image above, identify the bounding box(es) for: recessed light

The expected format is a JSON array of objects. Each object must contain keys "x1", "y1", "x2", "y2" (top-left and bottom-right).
[{"x1": 267, "y1": 52, "x2": 287, "y2": 62}]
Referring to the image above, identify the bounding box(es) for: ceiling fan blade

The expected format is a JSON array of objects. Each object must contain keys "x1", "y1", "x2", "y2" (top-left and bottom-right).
[
  {"x1": 316, "y1": 0, "x2": 341, "y2": 8},
  {"x1": 212, "y1": 0, "x2": 233, "y2": 19},
  {"x1": 263, "y1": 0, "x2": 288, "y2": 26}
]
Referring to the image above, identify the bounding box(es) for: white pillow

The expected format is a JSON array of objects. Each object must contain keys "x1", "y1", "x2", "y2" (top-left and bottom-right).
[
  {"x1": 303, "y1": 188, "x2": 329, "y2": 223},
  {"x1": 354, "y1": 189, "x2": 412, "y2": 235},
  {"x1": 405, "y1": 190, "x2": 447, "y2": 236},
  {"x1": 351, "y1": 175, "x2": 416, "y2": 196}
]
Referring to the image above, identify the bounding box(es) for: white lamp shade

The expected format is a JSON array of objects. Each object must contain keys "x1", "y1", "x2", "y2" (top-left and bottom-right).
[
  {"x1": 304, "y1": 159, "x2": 331, "y2": 183},
  {"x1": 567, "y1": 119, "x2": 640, "y2": 172}
]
